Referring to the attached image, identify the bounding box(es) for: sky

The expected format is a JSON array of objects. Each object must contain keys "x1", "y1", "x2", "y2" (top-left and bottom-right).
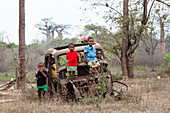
[{"x1": 0, "y1": 0, "x2": 106, "y2": 45}]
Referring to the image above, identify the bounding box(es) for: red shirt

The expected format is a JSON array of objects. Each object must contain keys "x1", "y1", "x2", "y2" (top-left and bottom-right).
[{"x1": 67, "y1": 51, "x2": 79, "y2": 66}]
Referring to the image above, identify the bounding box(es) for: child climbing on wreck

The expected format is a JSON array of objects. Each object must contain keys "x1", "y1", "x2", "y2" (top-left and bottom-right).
[
  {"x1": 66, "y1": 43, "x2": 79, "y2": 81},
  {"x1": 84, "y1": 37, "x2": 100, "y2": 73},
  {"x1": 35, "y1": 62, "x2": 48, "y2": 103}
]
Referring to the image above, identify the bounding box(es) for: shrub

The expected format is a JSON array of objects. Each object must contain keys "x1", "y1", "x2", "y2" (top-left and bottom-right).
[{"x1": 163, "y1": 54, "x2": 170, "y2": 75}]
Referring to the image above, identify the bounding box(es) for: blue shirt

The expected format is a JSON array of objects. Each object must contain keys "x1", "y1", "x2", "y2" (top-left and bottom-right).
[{"x1": 84, "y1": 45, "x2": 97, "y2": 62}]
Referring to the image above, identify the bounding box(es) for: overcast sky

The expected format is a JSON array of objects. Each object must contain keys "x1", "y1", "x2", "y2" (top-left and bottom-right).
[{"x1": 0, "y1": 0, "x2": 106, "y2": 44}]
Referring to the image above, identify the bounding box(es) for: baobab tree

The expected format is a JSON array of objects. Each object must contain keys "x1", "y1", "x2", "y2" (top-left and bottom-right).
[
  {"x1": 36, "y1": 18, "x2": 53, "y2": 42},
  {"x1": 36, "y1": 18, "x2": 70, "y2": 41},
  {"x1": 19, "y1": 0, "x2": 26, "y2": 88}
]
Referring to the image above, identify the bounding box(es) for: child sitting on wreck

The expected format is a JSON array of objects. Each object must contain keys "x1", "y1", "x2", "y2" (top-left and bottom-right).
[
  {"x1": 84, "y1": 37, "x2": 100, "y2": 73},
  {"x1": 66, "y1": 43, "x2": 79, "y2": 81},
  {"x1": 96, "y1": 50, "x2": 103, "y2": 61},
  {"x1": 35, "y1": 62, "x2": 48, "y2": 102}
]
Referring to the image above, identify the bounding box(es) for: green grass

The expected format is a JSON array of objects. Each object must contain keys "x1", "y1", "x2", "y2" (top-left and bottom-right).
[
  {"x1": 135, "y1": 66, "x2": 148, "y2": 70},
  {"x1": 0, "y1": 73, "x2": 15, "y2": 81}
]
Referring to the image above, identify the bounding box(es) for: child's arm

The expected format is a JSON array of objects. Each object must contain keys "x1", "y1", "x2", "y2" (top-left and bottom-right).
[
  {"x1": 84, "y1": 53, "x2": 87, "y2": 63},
  {"x1": 35, "y1": 77, "x2": 38, "y2": 81},
  {"x1": 84, "y1": 46, "x2": 88, "y2": 63},
  {"x1": 40, "y1": 69, "x2": 47, "y2": 78},
  {"x1": 35, "y1": 71, "x2": 38, "y2": 81}
]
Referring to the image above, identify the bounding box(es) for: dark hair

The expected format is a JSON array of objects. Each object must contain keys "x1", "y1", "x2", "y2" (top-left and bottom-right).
[
  {"x1": 87, "y1": 37, "x2": 94, "y2": 41},
  {"x1": 68, "y1": 43, "x2": 74, "y2": 47},
  {"x1": 52, "y1": 57, "x2": 55, "y2": 61},
  {"x1": 38, "y1": 62, "x2": 44, "y2": 66},
  {"x1": 97, "y1": 50, "x2": 102, "y2": 54}
]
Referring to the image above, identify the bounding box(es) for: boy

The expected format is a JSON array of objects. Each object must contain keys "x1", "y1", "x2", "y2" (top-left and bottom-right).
[
  {"x1": 51, "y1": 58, "x2": 58, "y2": 92},
  {"x1": 80, "y1": 37, "x2": 87, "y2": 44},
  {"x1": 96, "y1": 50, "x2": 103, "y2": 61},
  {"x1": 66, "y1": 43, "x2": 79, "y2": 81},
  {"x1": 35, "y1": 62, "x2": 48, "y2": 102},
  {"x1": 84, "y1": 37, "x2": 100, "y2": 73}
]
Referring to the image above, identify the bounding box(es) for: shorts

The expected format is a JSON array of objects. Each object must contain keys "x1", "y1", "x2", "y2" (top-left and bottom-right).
[
  {"x1": 36, "y1": 84, "x2": 48, "y2": 92},
  {"x1": 67, "y1": 66, "x2": 77, "y2": 72},
  {"x1": 88, "y1": 60, "x2": 100, "y2": 68}
]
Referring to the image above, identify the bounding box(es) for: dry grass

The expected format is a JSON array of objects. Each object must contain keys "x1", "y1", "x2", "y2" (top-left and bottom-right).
[{"x1": 0, "y1": 77, "x2": 170, "y2": 113}]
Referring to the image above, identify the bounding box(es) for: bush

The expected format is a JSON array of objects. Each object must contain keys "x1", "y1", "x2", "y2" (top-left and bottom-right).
[{"x1": 163, "y1": 54, "x2": 170, "y2": 75}]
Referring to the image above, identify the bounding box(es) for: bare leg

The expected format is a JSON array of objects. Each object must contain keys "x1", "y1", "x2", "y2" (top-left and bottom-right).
[
  {"x1": 42, "y1": 91, "x2": 46, "y2": 102},
  {"x1": 68, "y1": 71, "x2": 71, "y2": 81},
  {"x1": 38, "y1": 90, "x2": 41, "y2": 103},
  {"x1": 72, "y1": 71, "x2": 75, "y2": 80},
  {"x1": 42, "y1": 91, "x2": 45, "y2": 98}
]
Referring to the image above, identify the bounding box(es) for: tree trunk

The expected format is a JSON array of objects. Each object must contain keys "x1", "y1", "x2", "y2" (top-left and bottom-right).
[
  {"x1": 51, "y1": 31, "x2": 54, "y2": 40},
  {"x1": 160, "y1": 18, "x2": 165, "y2": 59},
  {"x1": 57, "y1": 32, "x2": 63, "y2": 39},
  {"x1": 127, "y1": 54, "x2": 134, "y2": 78},
  {"x1": 19, "y1": 0, "x2": 25, "y2": 89},
  {"x1": 121, "y1": 42, "x2": 128, "y2": 78},
  {"x1": 121, "y1": 0, "x2": 129, "y2": 79},
  {"x1": 46, "y1": 28, "x2": 51, "y2": 42}
]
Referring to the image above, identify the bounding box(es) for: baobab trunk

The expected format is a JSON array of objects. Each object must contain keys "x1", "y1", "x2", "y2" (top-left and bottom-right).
[
  {"x1": 160, "y1": 19, "x2": 165, "y2": 59},
  {"x1": 19, "y1": 0, "x2": 25, "y2": 88},
  {"x1": 57, "y1": 32, "x2": 63, "y2": 39}
]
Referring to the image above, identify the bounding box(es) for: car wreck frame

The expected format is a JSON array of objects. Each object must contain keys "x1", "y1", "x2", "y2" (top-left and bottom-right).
[{"x1": 44, "y1": 43, "x2": 128, "y2": 101}]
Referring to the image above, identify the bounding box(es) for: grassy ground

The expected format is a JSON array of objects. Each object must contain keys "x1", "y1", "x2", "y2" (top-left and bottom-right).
[{"x1": 0, "y1": 67, "x2": 170, "y2": 113}]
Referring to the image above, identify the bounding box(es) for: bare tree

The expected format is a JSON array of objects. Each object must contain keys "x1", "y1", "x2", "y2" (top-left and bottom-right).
[
  {"x1": 95, "y1": 0, "x2": 156, "y2": 78},
  {"x1": 55, "y1": 24, "x2": 70, "y2": 39},
  {"x1": 158, "y1": 14, "x2": 166, "y2": 58},
  {"x1": 141, "y1": 20, "x2": 159, "y2": 67},
  {"x1": 19, "y1": 0, "x2": 26, "y2": 88},
  {"x1": 0, "y1": 30, "x2": 6, "y2": 42},
  {"x1": 36, "y1": 18, "x2": 71, "y2": 41},
  {"x1": 35, "y1": 18, "x2": 52, "y2": 42}
]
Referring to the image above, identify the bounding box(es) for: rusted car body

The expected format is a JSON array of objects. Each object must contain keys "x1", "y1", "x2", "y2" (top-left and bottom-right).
[{"x1": 45, "y1": 43, "x2": 127, "y2": 101}]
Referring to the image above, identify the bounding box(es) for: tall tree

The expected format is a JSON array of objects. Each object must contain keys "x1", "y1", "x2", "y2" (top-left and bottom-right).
[
  {"x1": 36, "y1": 18, "x2": 52, "y2": 42},
  {"x1": 36, "y1": 18, "x2": 70, "y2": 41},
  {"x1": 0, "y1": 30, "x2": 6, "y2": 42},
  {"x1": 19, "y1": 0, "x2": 25, "y2": 88},
  {"x1": 82, "y1": 0, "x2": 156, "y2": 78},
  {"x1": 141, "y1": 19, "x2": 159, "y2": 67},
  {"x1": 121, "y1": 0, "x2": 129, "y2": 80},
  {"x1": 55, "y1": 24, "x2": 70, "y2": 39}
]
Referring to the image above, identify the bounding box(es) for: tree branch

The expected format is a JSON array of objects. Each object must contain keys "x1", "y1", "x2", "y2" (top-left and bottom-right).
[
  {"x1": 146, "y1": 0, "x2": 155, "y2": 23},
  {"x1": 93, "y1": 3, "x2": 122, "y2": 16},
  {"x1": 156, "y1": 0, "x2": 170, "y2": 7}
]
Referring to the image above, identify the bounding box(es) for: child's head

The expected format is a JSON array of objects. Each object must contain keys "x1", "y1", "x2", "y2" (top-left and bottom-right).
[
  {"x1": 68, "y1": 43, "x2": 74, "y2": 52},
  {"x1": 80, "y1": 37, "x2": 87, "y2": 44},
  {"x1": 51, "y1": 57, "x2": 55, "y2": 64},
  {"x1": 38, "y1": 62, "x2": 45, "y2": 70},
  {"x1": 87, "y1": 37, "x2": 94, "y2": 47},
  {"x1": 97, "y1": 50, "x2": 102, "y2": 59}
]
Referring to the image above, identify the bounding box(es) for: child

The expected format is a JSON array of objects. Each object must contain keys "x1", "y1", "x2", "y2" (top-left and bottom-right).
[
  {"x1": 35, "y1": 62, "x2": 48, "y2": 102},
  {"x1": 66, "y1": 43, "x2": 79, "y2": 81},
  {"x1": 80, "y1": 37, "x2": 87, "y2": 44},
  {"x1": 51, "y1": 58, "x2": 58, "y2": 92},
  {"x1": 96, "y1": 50, "x2": 103, "y2": 61},
  {"x1": 84, "y1": 37, "x2": 100, "y2": 73}
]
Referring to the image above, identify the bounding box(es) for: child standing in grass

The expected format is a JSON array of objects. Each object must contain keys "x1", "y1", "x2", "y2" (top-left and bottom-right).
[
  {"x1": 35, "y1": 62, "x2": 48, "y2": 102},
  {"x1": 66, "y1": 43, "x2": 79, "y2": 81}
]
